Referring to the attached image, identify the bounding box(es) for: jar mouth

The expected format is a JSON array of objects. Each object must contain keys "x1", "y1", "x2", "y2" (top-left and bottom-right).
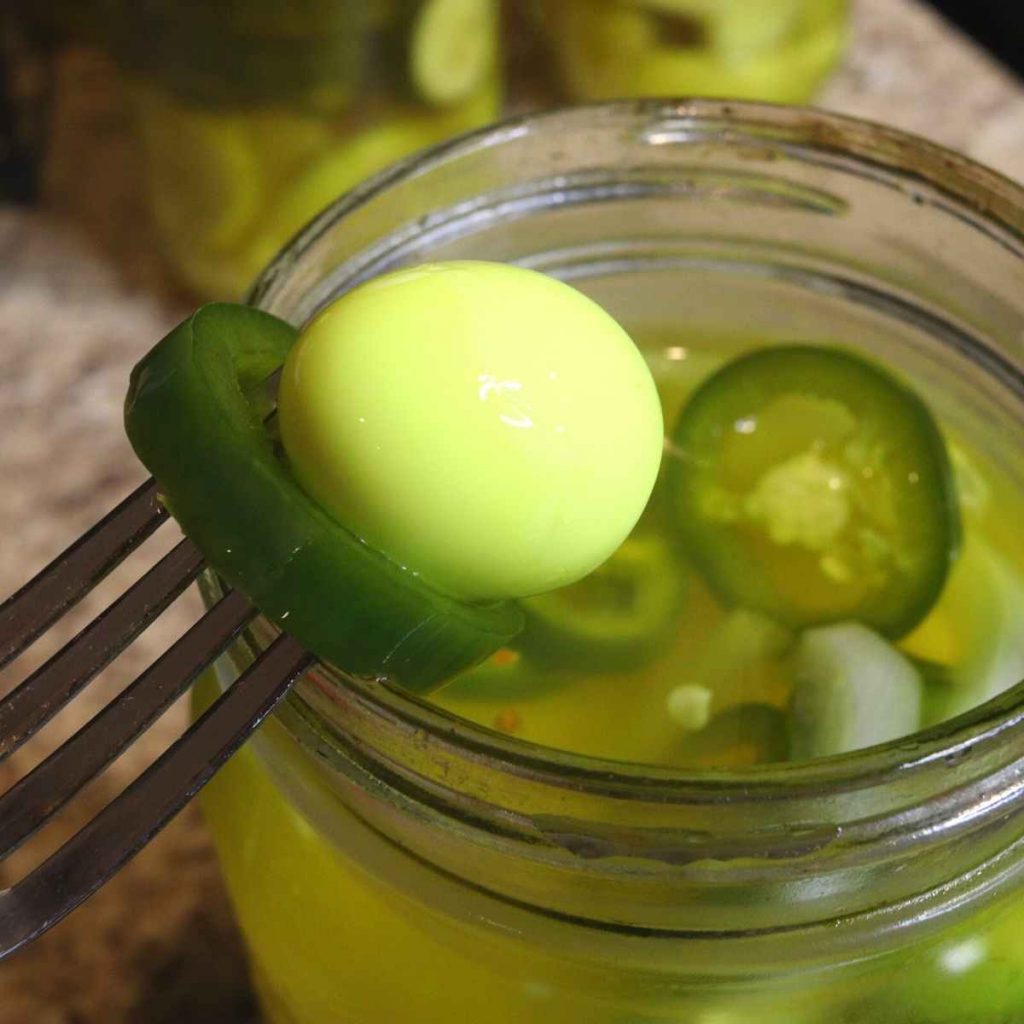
[
  {"x1": 236, "y1": 100, "x2": 1024, "y2": 939},
  {"x1": 248, "y1": 97, "x2": 1024, "y2": 798}
]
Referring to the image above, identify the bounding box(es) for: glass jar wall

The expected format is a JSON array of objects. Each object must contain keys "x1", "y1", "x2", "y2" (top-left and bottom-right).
[{"x1": 193, "y1": 101, "x2": 1024, "y2": 1023}]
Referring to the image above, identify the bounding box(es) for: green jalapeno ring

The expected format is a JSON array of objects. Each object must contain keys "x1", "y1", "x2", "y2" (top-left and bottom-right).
[
  {"x1": 667, "y1": 344, "x2": 961, "y2": 639},
  {"x1": 518, "y1": 534, "x2": 687, "y2": 673},
  {"x1": 125, "y1": 303, "x2": 523, "y2": 694}
]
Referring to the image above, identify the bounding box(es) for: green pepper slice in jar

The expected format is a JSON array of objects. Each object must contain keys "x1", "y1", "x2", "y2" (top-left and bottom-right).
[
  {"x1": 679, "y1": 703, "x2": 790, "y2": 767},
  {"x1": 518, "y1": 535, "x2": 685, "y2": 673},
  {"x1": 124, "y1": 303, "x2": 523, "y2": 693},
  {"x1": 667, "y1": 345, "x2": 960, "y2": 638}
]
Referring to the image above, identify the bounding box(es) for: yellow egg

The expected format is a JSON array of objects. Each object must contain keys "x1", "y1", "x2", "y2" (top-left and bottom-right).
[{"x1": 278, "y1": 261, "x2": 663, "y2": 600}]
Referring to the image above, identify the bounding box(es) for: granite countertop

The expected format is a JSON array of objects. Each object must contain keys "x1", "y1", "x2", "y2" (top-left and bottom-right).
[{"x1": 0, "y1": 0, "x2": 1022, "y2": 1019}]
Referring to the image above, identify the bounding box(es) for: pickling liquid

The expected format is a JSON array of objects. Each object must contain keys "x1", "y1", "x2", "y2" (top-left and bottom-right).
[
  {"x1": 197, "y1": 327, "x2": 1024, "y2": 1023},
  {"x1": 428, "y1": 330, "x2": 1024, "y2": 768}
]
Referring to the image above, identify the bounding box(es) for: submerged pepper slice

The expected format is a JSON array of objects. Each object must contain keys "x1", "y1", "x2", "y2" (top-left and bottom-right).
[
  {"x1": 518, "y1": 534, "x2": 686, "y2": 672},
  {"x1": 667, "y1": 345, "x2": 960, "y2": 638},
  {"x1": 125, "y1": 303, "x2": 522, "y2": 693}
]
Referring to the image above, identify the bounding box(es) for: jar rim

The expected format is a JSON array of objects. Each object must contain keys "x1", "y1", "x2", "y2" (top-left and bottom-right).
[{"x1": 250, "y1": 97, "x2": 1024, "y2": 311}]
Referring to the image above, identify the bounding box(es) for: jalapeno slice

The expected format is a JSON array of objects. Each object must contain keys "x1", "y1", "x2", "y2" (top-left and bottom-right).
[
  {"x1": 667, "y1": 345, "x2": 960, "y2": 638},
  {"x1": 125, "y1": 303, "x2": 523, "y2": 693},
  {"x1": 680, "y1": 703, "x2": 790, "y2": 767},
  {"x1": 518, "y1": 535, "x2": 685, "y2": 672}
]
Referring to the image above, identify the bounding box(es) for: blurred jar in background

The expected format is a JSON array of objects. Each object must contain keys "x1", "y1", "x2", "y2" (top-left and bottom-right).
[
  {"x1": 529, "y1": 0, "x2": 847, "y2": 105},
  {"x1": 110, "y1": 0, "x2": 501, "y2": 299}
]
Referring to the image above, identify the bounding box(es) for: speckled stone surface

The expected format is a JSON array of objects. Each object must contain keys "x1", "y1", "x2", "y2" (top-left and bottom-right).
[{"x1": 0, "y1": 1, "x2": 1020, "y2": 1019}]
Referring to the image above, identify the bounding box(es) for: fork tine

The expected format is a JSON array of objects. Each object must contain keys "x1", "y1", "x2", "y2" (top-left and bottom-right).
[
  {"x1": 0, "y1": 590, "x2": 257, "y2": 860},
  {"x1": 0, "y1": 479, "x2": 166, "y2": 670},
  {"x1": 0, "y1": 632, "x2": 313, "y2": 961},
  {"x1": 0, "y1": 539, "x2": 205, "y2": 763}
]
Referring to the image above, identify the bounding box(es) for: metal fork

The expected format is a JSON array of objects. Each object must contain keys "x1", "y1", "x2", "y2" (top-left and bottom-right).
[{"x1": 0, "y1": 477, "x2": 316, "y2": 960}]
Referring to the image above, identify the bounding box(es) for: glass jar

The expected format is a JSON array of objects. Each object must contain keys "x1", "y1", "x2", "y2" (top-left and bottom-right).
[
  {"x1": 110, "y1": 0, "x2": 501, "y2": 299},
  {"x1": 197, "y1": 101, "x2": 1024, "y2": 1023},
  {"x1": 525, "y1": 0, "x2": 848, "y2": 105}
]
